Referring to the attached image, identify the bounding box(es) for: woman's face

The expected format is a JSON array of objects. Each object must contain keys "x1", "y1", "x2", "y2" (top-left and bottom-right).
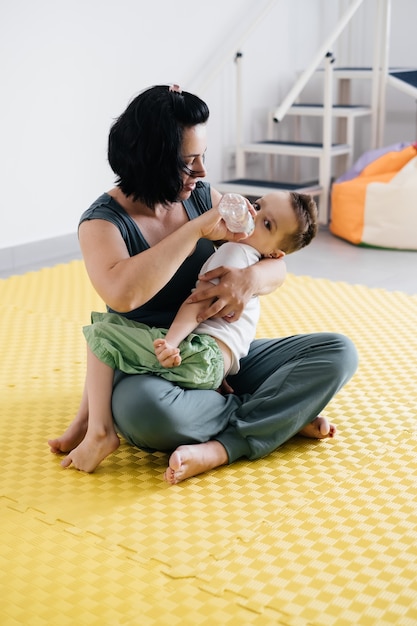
[{"x1": 180, "y1": 124, "x2": 208, "y2": 199}]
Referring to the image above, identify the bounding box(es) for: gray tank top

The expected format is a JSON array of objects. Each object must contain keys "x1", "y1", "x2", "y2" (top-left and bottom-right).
[{"x1": 79, "y1": 182, "x2": 215, "y2": 327}]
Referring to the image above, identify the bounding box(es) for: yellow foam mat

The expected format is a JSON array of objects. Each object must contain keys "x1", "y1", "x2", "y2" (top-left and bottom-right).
[{"x1": 1, "y1": 260, "x2": 417, "y2": 625}]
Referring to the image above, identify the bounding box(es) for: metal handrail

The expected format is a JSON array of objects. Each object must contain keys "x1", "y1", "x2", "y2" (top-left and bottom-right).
[
  {"x1": 273, "y1": 0, "x2": 365, "y2": 123},
  {"x1": 319, "y1": 52, "x2": 335, "y2": 223},
  {"x1": 186, "y1": 0, "x2": 279, "y2": 96},
  {"x1": 375, "y1": 0, "x2": 392, "y2": 148}
]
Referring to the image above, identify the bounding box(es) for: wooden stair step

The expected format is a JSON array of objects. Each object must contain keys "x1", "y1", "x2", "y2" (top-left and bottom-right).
[
  {"x1": 215, "y1": 179, "x2": 321, "y2": 198},
  {"x1": 242, "y1": 141, "x2": 351, "y2": 157},
  {"x1": 388, "y1": 70, "x2": 417, "y2": 98},
  {"x1": 317, "y1": 66, "x2": 414, "y2": 80},
  {"x1": 389, "y1": 69, "x2": 417, "y2": 86},
  {"x1": 287, "y1": 103, "x2": 371, "y2": 118}
]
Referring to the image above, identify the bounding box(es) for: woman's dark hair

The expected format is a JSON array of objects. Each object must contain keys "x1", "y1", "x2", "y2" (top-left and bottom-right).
[{"x1": 108, "y1": 85, "x2": 210, "y2": 208}]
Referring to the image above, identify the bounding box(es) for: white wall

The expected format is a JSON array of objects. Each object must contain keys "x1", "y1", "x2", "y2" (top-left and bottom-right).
[{"x1": 1, "y1": 0, "x2": 416, "y2": 254}]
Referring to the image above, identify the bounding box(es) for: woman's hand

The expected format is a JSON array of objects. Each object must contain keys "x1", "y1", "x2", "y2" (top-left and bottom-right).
[
  {"x1": 186, "y1": 264, "x2": 255, "y2": 323},
  {"x1": 186, "y1": 256, "x2": 287, "y2": 323},
  {"x1": 195, "y1": 204, "x2": 254, "y2": 244}
]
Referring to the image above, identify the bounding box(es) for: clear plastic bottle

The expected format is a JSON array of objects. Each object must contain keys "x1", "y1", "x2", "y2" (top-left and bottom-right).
[{"x1": 218, "y1": 193, "x2": 255, "y2": 236}]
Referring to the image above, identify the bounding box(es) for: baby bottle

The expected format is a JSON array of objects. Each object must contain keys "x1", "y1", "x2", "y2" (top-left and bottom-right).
[{"x1": 218, "y1": 193, "x2": 255, "y2": 236}]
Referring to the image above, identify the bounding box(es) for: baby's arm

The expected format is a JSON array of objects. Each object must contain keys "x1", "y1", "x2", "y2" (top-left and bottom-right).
[{"x1": 153, "y1": 281, "x2": 214, "y2": 368}]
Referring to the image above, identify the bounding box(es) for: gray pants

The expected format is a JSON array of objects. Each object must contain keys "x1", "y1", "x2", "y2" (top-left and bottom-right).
[{"x1": 112, "y1": 333, "x2": 358, "y2": 463}]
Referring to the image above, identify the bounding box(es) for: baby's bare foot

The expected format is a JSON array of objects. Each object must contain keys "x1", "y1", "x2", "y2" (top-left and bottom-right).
[
  {"x1": 299, "y1": 416, "x2": 336, "y2": 439},
  {"x1": 48, "y1": 418, "x2": 88, "y2": 454},
  {"x1": 164, "y1": 441, "x2": 228, "y2": 485},
  {"x1": 61, "y1": 430, "x2": 120, "y2": 473}
]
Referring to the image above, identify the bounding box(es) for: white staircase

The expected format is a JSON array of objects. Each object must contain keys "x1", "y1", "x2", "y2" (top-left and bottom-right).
[
  {"x1": 216, "y1": 63, "x2": 417, "y2": 224},
  {"x1": 216, "y1": 60, "x2": 372, "y2": 224},
  {"x1": 215, "y1": 0, "x2": 417, "y2": 225}
]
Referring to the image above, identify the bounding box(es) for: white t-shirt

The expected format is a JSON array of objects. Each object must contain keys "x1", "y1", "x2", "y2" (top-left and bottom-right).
[{"x1": 194, "y1": 242, "x2": 261, "y2": 375}]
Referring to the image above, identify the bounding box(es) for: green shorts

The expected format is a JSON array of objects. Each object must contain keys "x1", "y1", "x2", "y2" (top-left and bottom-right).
[{"x1": 83, "y1": 312, "x2": 225, "y2": 390}]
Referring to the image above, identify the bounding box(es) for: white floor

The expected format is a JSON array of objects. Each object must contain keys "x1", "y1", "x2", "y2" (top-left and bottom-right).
[{"x1": 2, "y1": 227, "x2": 416, "y2": 295}]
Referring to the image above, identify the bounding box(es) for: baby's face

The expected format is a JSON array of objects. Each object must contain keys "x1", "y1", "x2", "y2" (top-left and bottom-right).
[{"x1": 246, "y1": 191, "x2": 296, "y2": 258}]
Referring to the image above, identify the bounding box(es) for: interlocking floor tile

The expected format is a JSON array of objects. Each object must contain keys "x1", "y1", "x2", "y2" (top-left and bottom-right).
[{"x1": 1, "y1": 261, "x2": 417, "y2": 625}]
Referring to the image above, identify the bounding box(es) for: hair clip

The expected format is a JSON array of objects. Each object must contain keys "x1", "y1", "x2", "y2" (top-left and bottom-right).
[{"x1": 169, "y1": 84, "x2": 182, "y2": 94}]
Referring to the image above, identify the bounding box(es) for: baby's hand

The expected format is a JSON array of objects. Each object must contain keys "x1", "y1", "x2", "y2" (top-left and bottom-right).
[{"x1": 153, "y1": 338, "x2": 182, "y2": 368}]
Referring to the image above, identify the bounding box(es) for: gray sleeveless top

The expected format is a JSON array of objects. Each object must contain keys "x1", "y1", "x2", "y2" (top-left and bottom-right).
[{"x1": 79, "y1": 182, "x2": 215, "y2": 327}]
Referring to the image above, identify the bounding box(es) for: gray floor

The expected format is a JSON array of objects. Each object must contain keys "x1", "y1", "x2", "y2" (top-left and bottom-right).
[
  {"x1": 286, "y1": 226, "x2": 417, "y2": 295},
  {"x1": 0, "y1": 252, "x2": 83, "y2": 280},
  {"x1": 1, "y1": 227, "x2": 416, "y2": 295}
]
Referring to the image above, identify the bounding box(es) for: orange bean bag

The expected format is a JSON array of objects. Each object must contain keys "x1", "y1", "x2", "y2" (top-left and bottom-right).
[{"x1": 330, "y1": 143, "x2": 417, "y2": 249}]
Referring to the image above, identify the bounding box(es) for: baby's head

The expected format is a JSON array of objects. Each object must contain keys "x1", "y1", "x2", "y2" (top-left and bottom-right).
[{"x1": 247, "y1": 190, "x2": 318, "y2": 258}]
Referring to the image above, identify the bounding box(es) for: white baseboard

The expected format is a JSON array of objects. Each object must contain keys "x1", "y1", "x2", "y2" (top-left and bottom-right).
[{"x1": 0, "y1": 233, "x2": 81, "y2": 276}]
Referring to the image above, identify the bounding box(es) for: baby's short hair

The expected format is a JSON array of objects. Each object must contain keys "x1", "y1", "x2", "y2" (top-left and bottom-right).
[{"x1": 280, "y1": 192, "x2": 318, "y2": 254}]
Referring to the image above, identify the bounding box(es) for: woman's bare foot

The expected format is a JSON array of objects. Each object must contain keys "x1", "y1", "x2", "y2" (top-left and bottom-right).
[
  {"x1": 164, "y1": 441, "x2": 228, "y2": 485},
  {"x1": 299, "y1": 416, "x2": 336, "y2": 439},
  {"x1": 48, "y1": 416, "x2": 88, "y2": 454},
  {"x1": 61, "y1": 429, "x2": 120, "y2": 473}
]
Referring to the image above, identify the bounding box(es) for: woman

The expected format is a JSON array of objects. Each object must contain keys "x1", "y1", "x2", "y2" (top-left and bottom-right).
[{"x1": 49, "y1": 84, "x2": 358, "y2": 484}]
